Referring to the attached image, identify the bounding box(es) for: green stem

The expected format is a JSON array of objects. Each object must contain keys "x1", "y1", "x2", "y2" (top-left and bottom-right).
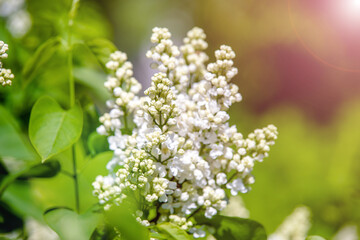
[
  {"x1": 187, "y1": 206, "x2": 202, "y2": 219},
  {"x1": 68, "y1": 48, "x2": 75, "y2": 108},
  {"x1": 72, "y1": 146, "x2": 80, "y2": 213},
  {"x1": 0, "y1": 167, "x2": 30, "y2": 198},
  {"x1": 228, "y1": 172, "x2": 238, "y2": 182},
  {"x1": 68, "y1": 0, "x2": 80, "y2": 213}
]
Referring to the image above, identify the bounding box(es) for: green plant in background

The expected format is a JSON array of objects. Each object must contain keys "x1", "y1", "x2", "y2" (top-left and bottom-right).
[{"x1": 0, "y1": 0, "x2": 357, "y2": 239}]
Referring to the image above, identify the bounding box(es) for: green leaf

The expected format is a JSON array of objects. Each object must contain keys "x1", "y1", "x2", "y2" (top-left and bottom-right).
[
  {"x1": 0, "y1": 160, "x2": 61, "y2": 197},
  {"x1": 18, "y1": 160, "x2": 61, "y2": 179},
  {"x1": 29, "y1": 96, "x2": 83, "y2": 161},
  {"x1": 73, "y1": 67, "x2": 110, "y2": 102},
  {"x1": 0, "y1": 105, "x2": 38, "y2": 168},
  {"x1": 80, "y1": 151, "x2": 112, "y2": 178},
  {"x1": 149, "y1": 231, "x2": 169, "y2": 240},
  {"x1": 156, "y1": 223, "x2": 192, "y2": 240},
  {"x1": 87, "y1": 131, "x2": 109, "y2": 156},
  {"x1": 306, "y1": 236, "x2": 326, "y2": 240},
  {"x1": 196, "y1": 215, "x2": 267, "y2": 240},
  {"x1": 44, "y1": 207, "x2": 100, "y2": 240},
  {"x1": 86, "y1": 38, "x2": 117, "y2": 70},
  {"x1": 2, "y1": 181, "x2": 44, "y2": 222},
  {"x1": 22, "y1": 37, "x2": 62, "y2": 81},
  {"x1": 105, "y1": 205, "x2": 149, "y2": 240}
]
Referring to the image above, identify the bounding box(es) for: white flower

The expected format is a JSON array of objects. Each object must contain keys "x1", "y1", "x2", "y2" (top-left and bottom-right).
[
  {"x1": 269, "y1": 206, "x2": 311, "y2": 240},
  {"x1": 93, "y1": 27, "x2": 278, "y2": 238},
  {"x1": 216, "y1": 173, "x2": 227, "y2": 185},
  {"x1": 0, "y1": 41, "x2": 14, "y2": 87},
  {"x1": 226, "y1": 178, "x2": 248, "y2": 195},
  {"x1": 205, "y1": 207, "x2": 217, "y2": 218}
]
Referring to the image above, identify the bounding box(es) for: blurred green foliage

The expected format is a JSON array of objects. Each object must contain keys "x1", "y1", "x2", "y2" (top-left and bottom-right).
[
  {"x1": 0, "y1": 0, "x2": 359, "y2": 239},
  {"x1": 229, "y1": 101, "x2": 360, "y2": 238}
]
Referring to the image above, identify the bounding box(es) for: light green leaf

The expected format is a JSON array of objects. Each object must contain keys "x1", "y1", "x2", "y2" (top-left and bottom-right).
[
  {"x1": 0, "y1": 105, "x2": 38, "y2": 167},
  {"x1": 306, "y1": 236, "x2": 326, "y2": 240},
  {"x1": 156, "y1": 223, "x2": 192, "y2": 240},
  {"x1": 22, "y1": 37, "x2": 62, "y2": 81},
  {"x1": 44, "y1": 207, "x2": 100, "y2": 240},
  {"x1": 86, "y1": 38, "x2": 117, "y2": 70},
  {"x1": 73, "y1": 67, "x2": 110, "y2": 102},
  {"x1": 196, "y1": 215, "x2": 267, "y2": 240},
  {"x1": 77, "y1": 151, "x2": 113, "y2": 210},
  {"x1": 86, "y1": 131, "x2": 109, "y2": 156},
  {"x1": 29, "y1": 96, "x2": 83, "y2": 161},
  {"x1": 105, "y1": 204, "x2": 149, "y2": 240},
  {"x1": 149, "y1": 231, "x2": 169, "y2": 240}
]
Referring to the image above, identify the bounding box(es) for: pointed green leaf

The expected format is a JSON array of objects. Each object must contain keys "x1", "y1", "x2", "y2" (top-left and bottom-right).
[
  {"x1": 22, "y1": 37, "x2": 62, "y2": 81},
  {"x1": 86, "y1": 38, "x2": 117, "y2": 70},
  {"x1": 18, "y1": 160, "x2": 61, "y2": 179},
  {"x1": 29, "y1": 96, "x2": 83, "y2": 161},
  {"x1": 196, "y1": 215, "x2": 267, "y2": 240},
  {"x1": 44, "y1": 207, "x2": 100, "y2": 240},
  {"x1": 156, "y1": 223, "x2": 192, "y2": 240}
]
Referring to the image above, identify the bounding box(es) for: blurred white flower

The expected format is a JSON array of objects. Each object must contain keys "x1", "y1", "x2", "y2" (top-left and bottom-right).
[
  {"x1": 269, "y1": 206, "x2": 311, "y2": 240},
  {"x1": 0, "y1": 0, "x2": 31, "y2": 38}
]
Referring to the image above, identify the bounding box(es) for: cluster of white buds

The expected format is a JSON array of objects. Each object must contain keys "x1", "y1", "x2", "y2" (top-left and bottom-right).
[
  {"x1": 269, "y1": 206, "x2": 311, "y2": 240},
  {"x1": 180, "y1": 27, "x2": 209, "y2": 85},
  {"x1": 93, "y1": 27, "x2": 278, "y2": 238},
  {"x1": 97, "y1": 51, "x2": 141, "y2": 135},
  {"x1": 146, "y1": 27, "x2": 180, "y2": 73},
  {"x1": 169, "y1": 215, "x2": 193, "y2": 230},
  {"x1": 0, "y1": 41, "x2": 14, "y2": 87}
]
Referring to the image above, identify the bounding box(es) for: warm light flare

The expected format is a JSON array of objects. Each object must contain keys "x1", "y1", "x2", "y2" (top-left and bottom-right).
[
  {"x1": 352, "y1": 0, "x2": 360, "y2": 8},
  {"x1": 341, "y1": 0, "x2": 360, "y2": 22}
]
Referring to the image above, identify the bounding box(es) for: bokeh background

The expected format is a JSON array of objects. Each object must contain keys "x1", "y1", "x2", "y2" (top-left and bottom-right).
[{"x1": 1, "y1": 0, "x2": 360, "y2": 238}]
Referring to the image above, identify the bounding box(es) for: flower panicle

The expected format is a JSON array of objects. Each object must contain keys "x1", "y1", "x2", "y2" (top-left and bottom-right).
[
  {"x1": 93, "y1": 27, "x2": 278, "y2": 238},
  {"x1": 0, "y1": 41, "x2": 14, "y2": 87}
]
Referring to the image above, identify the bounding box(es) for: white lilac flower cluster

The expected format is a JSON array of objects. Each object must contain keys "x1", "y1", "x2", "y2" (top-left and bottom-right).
[
  {"x1": 0, "y1": 41, "x2": 14, "y2": 87},
  {"x1": 269, "y1": 206, "x2": 311, "y2": 240},
  {"x1": 93, "y1": 27, "x2": 278, "y2": 236}
]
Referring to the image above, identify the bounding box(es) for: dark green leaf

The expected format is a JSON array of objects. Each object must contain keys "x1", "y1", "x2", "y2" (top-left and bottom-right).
[
  {"x1": 156, "y1": 223, "x2": 192, "y2": 240},
  {"x1": 2, "y1": 181, "x2": 44, "y2": 222},
  {"x1": 44, "y1": 207, "x2": 100, "y2": 240},
  {"x1": 22, "y1": 37, "x2": 62, "y2": 81},
  {"x1": 29, "y1": 96, "x2": 83, "y2": 161},
  {"x1": 0, "y1": 160, "x2": 61, "y2": 197},
  {"x1": 86, "y1": 38, "x2": 117, "y2": 70},
  {"x1": 196, "y1": 215, "x2": 267, "y2": 240},
  {"x1": 18, "y1": 160, "x2": 61, "y2": 179},
  {"x1": 0, "y1": 203, "x2": 23, "y2": 232}
]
